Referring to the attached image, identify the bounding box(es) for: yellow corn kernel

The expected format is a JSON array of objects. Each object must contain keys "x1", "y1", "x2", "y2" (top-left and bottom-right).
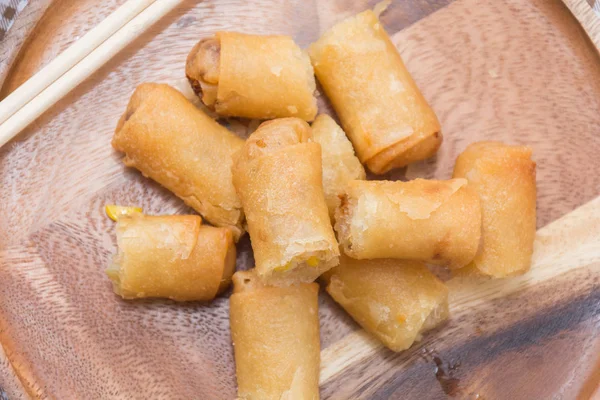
[
  {"x1": 274, "y1": 263, "x2": 292, "y2": 272},
  {"x1": 105, "y1": 205, "x2": 142, "y2": 221},
  {"x1": 307, "y1": 256, "x2": 319, "y2": 267}
]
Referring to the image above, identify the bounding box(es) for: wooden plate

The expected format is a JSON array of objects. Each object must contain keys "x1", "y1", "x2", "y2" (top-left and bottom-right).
[{"x1": 1, "y1": 0, "x2": 599, "y2": 398}]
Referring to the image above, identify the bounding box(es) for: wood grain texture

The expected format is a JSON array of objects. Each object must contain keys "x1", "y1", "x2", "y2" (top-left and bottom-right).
[
  {"x1": 0, "y1": 0, "x2": 53, "y2": 89},
  {"x1": 0, "y1": 343, "x2": 27, "y2": 400},
  {"x1": 401, "y1": 0, "x2": 600, "y2": 228},
  {"x1": 563, "y1": 0, "x2": 600, "y2": 49},
  {"x1": 0, "y1": 0, "x2": 130, "y2": 98},
  {"x1": 0, "y1": 0, "x2": 598, "y2": 399},
  {"x1": 320, "y1": 193, "x2": 600, "y2": 398}
]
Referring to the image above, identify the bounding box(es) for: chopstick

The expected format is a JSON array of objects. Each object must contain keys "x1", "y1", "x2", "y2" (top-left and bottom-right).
[
  {"x1": 0, "y1": 0, "x2": 155, "y2": 127},
  {"x1": 0, "y1": 0, "x2": 184, "y2": 148}
]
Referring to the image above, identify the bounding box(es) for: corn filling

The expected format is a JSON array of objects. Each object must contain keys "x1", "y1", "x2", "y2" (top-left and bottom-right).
[{"x1": 105, "y1": 205, "x2": 143, "y2": 221}]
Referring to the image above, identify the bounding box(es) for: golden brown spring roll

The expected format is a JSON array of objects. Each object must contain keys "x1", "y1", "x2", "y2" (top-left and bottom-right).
[
  {"x1": 106, "y1": 214, "x2": 236, "y2": 301},
  {"x1": 309, "y1": 9, "x2": 441, "y2": 174},
  {"x1": 335, "y1": 179, "x2": 481, "y2": 269},
  {"x1": 230, "y1": 270, "x2": 320, "y2": 400},
  {"x1": 233, "y1": 118, "x2": 339, "y2": 285},
  {"x1": 311, "y1": 114, "x2": 366, "y2": 220},
  {"x1": 186, "y1": 32, "x2": 318, "y2": 121},
  {"x1": 453, "y1": 141, "x2": 536, "y2": 277},
  {"x1": 322, "y1": 256, "x2": 448, "y2": 352},
  {"x1": 112, "y1": 83, "x2": 245, "y2": 239}
]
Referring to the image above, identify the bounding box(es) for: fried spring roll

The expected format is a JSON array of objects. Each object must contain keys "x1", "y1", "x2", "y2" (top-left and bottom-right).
[
  {"x1": 322, "y1": 256, "x2": 448, "y2": 351},
  {"x1": 335, "y1": 179, "x2": 481, "y2": 269},
  {"x1": 112, "y1": 83, "x2": 245, "y2": 239},
  {"x1": 106, "y1": 214, "x2": 236, "y2": 301},
  {"x1": 186, "y1": 32, "x2": 317, "y2": 121},
  {"x1": 230, "y1": 271, "x2": 320, "y2": 400},
  {"x1": 311, "y1": 114, "x2": 366, "y2": 220},
  {"x1": 308, "y1": 9, "x2": 441, "y2": 174},
  {"x1": 232, "y1": 118, "x2": 339, "y2": 285},
  {"x1": 453, "y1": 142, "x2": 536, "y2": 277}
]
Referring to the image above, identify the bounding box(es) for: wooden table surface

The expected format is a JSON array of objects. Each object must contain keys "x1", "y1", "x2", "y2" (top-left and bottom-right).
[{"x1": 0, "y1": 0, "x2": 599, "y2": 399}]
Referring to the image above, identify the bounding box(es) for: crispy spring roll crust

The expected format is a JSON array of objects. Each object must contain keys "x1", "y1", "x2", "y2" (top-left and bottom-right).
[
  {"x1": 186, "y1": 32, "x2": 318, "y2": 121},
  {"x1": 233, "y1": 118, "x2": 339, "y2": 285},
  {"x1": 230, "y1": 271, "x2": 320, "y2": 400},
  {"x1": 335, "y1": 179, "x2": 481, "y2": 269},
  {"x1": 112, "y1": 83, "x2": 245, "y2": 239},
  {"x1": 453, "y1": 141, "x2": 536, "y2": 277},
  {"x1": 106, "y1": 214, "x2": 236, "y2": 301},
  {"x1": 322, "y1": 257, "x2": 448, "y2": 352},
  {"x1": 311, "y1": 114, "x2": 366, "y2": 220},
  {"x1": 309, "y1": 9, "x2": 441, "y2": 174}
]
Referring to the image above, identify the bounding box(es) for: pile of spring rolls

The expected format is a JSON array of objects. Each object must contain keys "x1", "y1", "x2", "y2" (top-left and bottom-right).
[{"x1": 106, "y1": 5, "x2": 536, "y2": 399}]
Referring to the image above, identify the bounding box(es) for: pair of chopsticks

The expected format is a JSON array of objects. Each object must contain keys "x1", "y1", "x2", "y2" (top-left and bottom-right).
[{"x1": 0, "y1": 0, "x2": 184, "y2": 149}]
